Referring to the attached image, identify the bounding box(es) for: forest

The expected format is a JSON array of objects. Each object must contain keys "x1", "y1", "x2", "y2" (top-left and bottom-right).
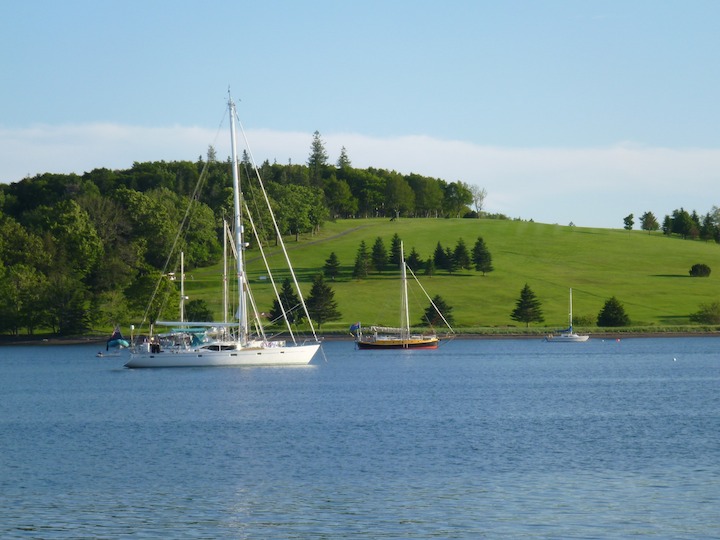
[{"x1": 1, "y1": 132, "x2": 718, "y2": 337}]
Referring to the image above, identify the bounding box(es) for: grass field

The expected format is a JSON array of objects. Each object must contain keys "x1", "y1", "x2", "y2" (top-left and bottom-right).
[{"x1": 181, "y1": 218, "x2": 720, "y2": 334}]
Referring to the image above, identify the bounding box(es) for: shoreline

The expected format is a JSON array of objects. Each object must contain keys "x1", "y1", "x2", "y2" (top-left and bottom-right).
[{"x1": 1, "y1": 330, "x2": 718, "y2": 346}]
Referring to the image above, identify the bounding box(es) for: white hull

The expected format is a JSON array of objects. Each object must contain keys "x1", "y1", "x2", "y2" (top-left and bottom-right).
[
  {"x1": 125, "y1": 342, "x2": 320, "y2": 368},
  {"x1": 546, "y1": 333, "x2": 589, "y2": 343}
]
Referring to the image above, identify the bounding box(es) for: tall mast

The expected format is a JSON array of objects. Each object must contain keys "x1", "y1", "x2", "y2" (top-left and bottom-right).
[
  {"x1": 400, "y1": 241, "x2": 410, "y2": 340},
  {"x1": 180, "y1": 251, "x2": 185, "y2": 322},
  {"x1": 223, "y1": 220, "x2": 228, "y2": 325},
  {"x1": 228, "y1": 93, "x2": 247, "y2": 341},
  {"x1": 569, "y1": 288, "x2": 573, "y2": 328}
]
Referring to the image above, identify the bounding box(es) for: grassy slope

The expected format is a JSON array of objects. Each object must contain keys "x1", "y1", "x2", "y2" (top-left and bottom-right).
[{"x1": 182, "y1": 218, "x2": 720, "y2": 333}]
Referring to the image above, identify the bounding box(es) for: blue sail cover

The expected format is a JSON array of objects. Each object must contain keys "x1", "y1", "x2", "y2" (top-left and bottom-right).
[{"x1": 107, "y1": 327, "x2": 130, "y2": 350}]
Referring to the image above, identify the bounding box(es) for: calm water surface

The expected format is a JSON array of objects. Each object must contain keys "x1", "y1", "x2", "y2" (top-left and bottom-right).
[{"x1": 1, "y1": 337, "x2": 718, "y2": 538}]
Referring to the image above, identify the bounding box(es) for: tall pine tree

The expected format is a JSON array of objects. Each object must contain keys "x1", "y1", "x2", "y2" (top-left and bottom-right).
[
  {"x1": 472, "y1": 237, "x2": 494, "y2": 275},
  {"x1": 371, "y1": 237, "x2": 388, "y2": 273},
  {"x1": 268, "y1": 278, "x2": 304, "y2": 325},
  {"x1": 323, "y1": 251, "x2": 341, "y2": 281},
  {"x1": 306, "y1": 274, "x2": 341, "y2": 329},
  {"x1": 352, "y1": 241, "x2": 370, "y2": 279},
  {"x1": 510, "y1": 284, "x2": 544, "y2": 327}
]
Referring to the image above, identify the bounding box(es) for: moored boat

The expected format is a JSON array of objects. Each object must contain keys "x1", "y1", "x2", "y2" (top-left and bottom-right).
[
  {"x1": 352, "y1": 242, "x2": 451, "y2": 350},
  {"x1": 546, "y1": 288, "x2": 589, "y2": 343},
  {"x1": 125, "y1": 93, "x2": 321, "y2": 368}
]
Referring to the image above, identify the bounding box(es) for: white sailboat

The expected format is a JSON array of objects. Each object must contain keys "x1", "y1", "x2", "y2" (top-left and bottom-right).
[
  {"x1": 352, "y1": 241, "x2": 452, "y2": 349},
  {"x1": 125, "y1": 94, "x2": 321, "y2": 368},
  {"x1": 546, "y1": 288, "x2": 589, "y2": 343}
]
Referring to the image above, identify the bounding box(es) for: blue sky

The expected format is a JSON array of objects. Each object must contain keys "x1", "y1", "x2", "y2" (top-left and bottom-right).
[{"x1": 1, "y1": 0, "x2": 719, "y2": 227}]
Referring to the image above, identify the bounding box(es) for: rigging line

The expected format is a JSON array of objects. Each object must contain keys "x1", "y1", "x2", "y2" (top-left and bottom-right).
[
  {"x1": 233, "y1": 108, "x2": 319, "y2": 341},
  {"x1": 136, "y1": 104, "x2": 232, "y2": 335},
  {"x1": 244, "y1": 200, "x2": 297, "y2": 344},
  {"x1": 405, "y1": 264, "x2": 455, "y2": 333},
  {"x1": 137, "y1": 159, "x2": 212, "y2": 334},
  {"x1": 241, "y1": 271, "x2": 268, "y2": 343}
]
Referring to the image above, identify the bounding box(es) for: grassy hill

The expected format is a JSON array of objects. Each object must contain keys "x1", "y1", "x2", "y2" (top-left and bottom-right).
[{"x1": 182, "y1": 218, "x2": 720, "y2": 335}]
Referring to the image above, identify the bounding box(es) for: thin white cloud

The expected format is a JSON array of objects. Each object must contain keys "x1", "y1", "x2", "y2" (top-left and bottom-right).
[{"x1": 1, "y1": 124, "x2": 718, "y2": 229}]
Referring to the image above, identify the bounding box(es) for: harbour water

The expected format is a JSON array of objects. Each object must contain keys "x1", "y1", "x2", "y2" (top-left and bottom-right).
[{"x1": 1, "y1": 337, "x2": 718, "y2": 538}]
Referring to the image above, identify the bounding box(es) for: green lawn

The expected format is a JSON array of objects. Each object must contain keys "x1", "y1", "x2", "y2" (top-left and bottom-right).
[{"x1": 182, "y1": 218, "x2": 720, "y2": 334}]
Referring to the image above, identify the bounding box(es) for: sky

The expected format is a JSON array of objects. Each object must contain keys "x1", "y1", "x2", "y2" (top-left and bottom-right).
[{"x1": 1, "y1": 0, "x2": 719, "y2": 228}]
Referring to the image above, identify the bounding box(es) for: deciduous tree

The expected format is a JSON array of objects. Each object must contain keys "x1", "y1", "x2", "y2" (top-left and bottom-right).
[{"x1": 689, "y1": 301, "x2": 720, "y2": 324}]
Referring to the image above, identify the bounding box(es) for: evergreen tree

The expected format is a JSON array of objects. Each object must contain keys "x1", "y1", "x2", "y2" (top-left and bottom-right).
[
  {"x1": 184, "y1": 299, "x2": 213, "y2": 322},
  {"x1": 640, "y1": 211, "x2": 659, "y2": 232},
  {"x1": 623, "y1": 213, "x2": 634, "y2": 230},
  {"x1": 422, "y1": 294, "x2": 454, "y2": 327},
  {"x1": 389, "y1": 233, "x2": 403, "y2": 268},
  {"x1": 268, "y1": 278, "x2": 304, "y2": 325},
  {"x1": 424, "y1": 257, "x2": 435, "y2": 277},
  {"x1": 597, "y1": 296, "x2": 630, "y2": 327},
  {"x1": 306, "y1": 274, "x2": 341, "y2": 329},
  {"x1": 307, "y1": 130, "x2": 328, "y2": 187},
  {"x1": 472, "y1": 236, "x2": 494, "y2": 275},
  {"x1": 323, "y1": 251, "x2": 341, "y2": 281},
  {"x1": 510, "y1": 284, "x2": 544, "y2": 327},
  {"x1": 336, "y1": 146, "x2": 351, "y2": 168},
  {"x1": 352, "y1": 240, "x2": 371, "y2": 279},
  {"x1": 444, "y1": 247, "x2": 458, "y2": 273},
  {"x1": 433, "y1": 242, "x2": 447, "y2": 271},
  {"x1": 662, "y1": 215, "x2": 672, "y2": 235},
  {"x1": 406, "y1": 247, "x2": 423, "y2": 272},
  {"x1": 453, "y1": 238, "x2": 471, "y2": 270},
  {"x1": 371, "y1": 237, "x2": 388, "y2": 273}
]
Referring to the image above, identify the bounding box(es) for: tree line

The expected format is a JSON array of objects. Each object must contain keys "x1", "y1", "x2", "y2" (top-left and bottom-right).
[
  {"x1": 320, "y1": 233, "x2": 494, "y2": 281},
  {"x1": 624, "y1": 207, "x2": 720, "y2": 242}
]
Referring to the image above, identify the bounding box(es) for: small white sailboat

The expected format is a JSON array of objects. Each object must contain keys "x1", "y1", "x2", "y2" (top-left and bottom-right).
[
  {"x1": 352, "y1": 241, "x2": 452, "y2": 349},
  {"x1": 546, "y1": 288, "x2": 589, "y2": 342},
  {"x1": 125, "y1": 93, "x2": 321, "y2": 368}
]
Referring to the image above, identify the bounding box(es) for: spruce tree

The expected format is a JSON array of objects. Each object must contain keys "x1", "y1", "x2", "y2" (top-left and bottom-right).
[
  {"x1": 422, "y1": 294, "x2": 454, "y2": 327},
  {"x1": 472, "y1": 236, "x2": 494, "y2": 275},
  {"x1": 323, "y1": 251, "x2": 341, "y2": 281},
  {"x1": 389, "y1": 233, "x2": 403, "y2": 268},
  {"x1": 371, "y1": 237, "x2": 388, "y2": 273},
  {"x1": 406, "y1": 247, "x2": 423, "y2": 272},
  {"x1": 424, "y1": 257, "x2": 435, "y2": 277},
  {"x1": 306, "y1": 274, "x2": 341, "y2": 329},
  {"x1": 597, "y1": 297, "x2": 630, "y2": 327},
  {"x1": 510, "y1": 284, "x2": 544, "y2": 327},
  {"x1": 433, "y1": 242, "x2": 447, "y2": 271},
  {"x1": 268, "y1": 277, "x2": 304, "y2": 325},
  {"x1": 444, "y1": 247, "x2": 457, "y2": 274},
  {"x1": 453, "y1": 238, "x2": 471, "y2": 270},
  {"x1": 352, "y1": 241, "x2": 370, "y2": 279}
]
